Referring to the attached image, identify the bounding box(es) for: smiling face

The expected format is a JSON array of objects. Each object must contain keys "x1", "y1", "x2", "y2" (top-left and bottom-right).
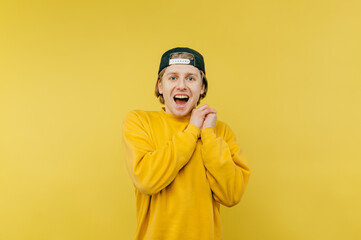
[{"x1": 158, "y1": 64, "x2": 205, "y2": 117}]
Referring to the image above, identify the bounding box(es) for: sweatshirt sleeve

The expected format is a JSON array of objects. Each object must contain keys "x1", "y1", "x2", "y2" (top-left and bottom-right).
[
  {"x1": 122, "y1": 110, "x2": 201, "y2": 195},
  {"x1": 200, "y1": 123, "x2": 250, "y2": 207}
]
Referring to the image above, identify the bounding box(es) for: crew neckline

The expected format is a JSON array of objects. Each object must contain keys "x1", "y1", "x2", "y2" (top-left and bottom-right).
[{"x1": 160, "y1": 107, "x2": 191, "y2": 121}]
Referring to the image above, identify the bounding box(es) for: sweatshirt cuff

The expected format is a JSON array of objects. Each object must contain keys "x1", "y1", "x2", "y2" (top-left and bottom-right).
[
  {"x1": 201, "y1": 127, "x2": 217, "y2": 142},
  {"x1": 185, "y1": 124, "x2": 201, "y2": 139}
]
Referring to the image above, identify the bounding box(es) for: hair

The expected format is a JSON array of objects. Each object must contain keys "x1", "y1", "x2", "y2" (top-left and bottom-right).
[{"x1": 154, "y1": 52, "x2": 208, "y2": 105}]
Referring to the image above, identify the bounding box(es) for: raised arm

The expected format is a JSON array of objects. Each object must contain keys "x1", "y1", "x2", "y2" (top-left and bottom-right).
[
  {"x1": 122, "y1": 111, "x2": 200, "y2": 195},
  {"x1": 201, "y1": 124, "x2": 250, "y2": 207}
]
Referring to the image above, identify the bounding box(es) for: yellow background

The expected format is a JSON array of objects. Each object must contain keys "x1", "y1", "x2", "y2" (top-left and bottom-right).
[{"x1": 1, "y1": 0, "x2": 360, "y2": 239}]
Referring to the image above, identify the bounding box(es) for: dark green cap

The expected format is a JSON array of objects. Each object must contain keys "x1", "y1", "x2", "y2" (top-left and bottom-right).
[{"x1": 158, "y1": 47, "x2": 206, "y2": 74}]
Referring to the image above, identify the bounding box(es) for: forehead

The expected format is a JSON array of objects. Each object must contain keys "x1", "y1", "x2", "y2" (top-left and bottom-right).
[{"x1": 164, "y1": 64, "x2": 201, "y2": 76}]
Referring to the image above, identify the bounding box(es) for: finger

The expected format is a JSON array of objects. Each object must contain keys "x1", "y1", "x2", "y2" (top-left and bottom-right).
[
  {"x1": 193, "y1": 105, "x2": 210, "y2": 115},
  {"x1": 205, "y1": 113, "x2": 217, "y2": 119},
  {"x1": 202, "y1": 109, "x2": 216, "y2": 117},
  {"x1": 204, "y1": 107, "x2": 216, "y2": 113},
  {"x1": 200, "y1": 107, "x2": 214, "y2": 116},
  {"x1": 207, "y1": 111, "x2": 217, "y2": 115},
  {"x1": 201, "y1": 105, "x2": 216, "y2": 114},
  {"x1": 196, "y1": 104, "x2": 209, "y2": 111}
]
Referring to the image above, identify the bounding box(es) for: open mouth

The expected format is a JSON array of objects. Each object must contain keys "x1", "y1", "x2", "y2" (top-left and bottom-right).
[{"x1": 173, "y1": 95, "x2": 189, "y2": 105}]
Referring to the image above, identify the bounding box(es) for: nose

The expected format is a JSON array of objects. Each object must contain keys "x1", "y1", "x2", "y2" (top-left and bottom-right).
[{"x1": 176, "y1": 78, "x2": 187, "y2": 90}]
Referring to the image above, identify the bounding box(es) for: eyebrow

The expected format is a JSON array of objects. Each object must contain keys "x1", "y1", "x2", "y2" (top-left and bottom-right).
[
  {"x1": 166, "y1": 72, "x2": 180, "y2": 76},
  {"x1": 166, "y1": 72, "x2": 199, "y2": 77}
]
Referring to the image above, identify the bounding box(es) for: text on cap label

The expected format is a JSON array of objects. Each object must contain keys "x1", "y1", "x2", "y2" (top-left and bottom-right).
[{"x1": 169, "y1": 59, "x2": 191, "y2": 65}]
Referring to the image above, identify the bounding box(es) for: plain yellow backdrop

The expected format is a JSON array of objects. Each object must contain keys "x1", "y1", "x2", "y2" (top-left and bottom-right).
[{"x1": 1, "y1": 0, "x2": 360, "y2": 239}]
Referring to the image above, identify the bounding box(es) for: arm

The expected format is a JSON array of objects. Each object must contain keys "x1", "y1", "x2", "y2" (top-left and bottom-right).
[
  {"x1": 122, "y1": 111, "x2": 200, "y2": 195},
  {"x1": 201, "y1": 124, "x2": 250, "y2": 207}
]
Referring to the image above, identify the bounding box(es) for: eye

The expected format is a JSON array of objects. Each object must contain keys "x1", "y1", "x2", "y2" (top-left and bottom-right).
[
  {"x1": 188, "y1": 77, "x2": 194, "y2": 81},
  {"x1": 170, "y1": 76, "x2": 176, "y2": 80}
]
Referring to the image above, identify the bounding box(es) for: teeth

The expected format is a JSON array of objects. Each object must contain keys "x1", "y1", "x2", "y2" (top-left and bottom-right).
[{"x1": 174, "y1": 95, "x2": 189, "y2": 99}]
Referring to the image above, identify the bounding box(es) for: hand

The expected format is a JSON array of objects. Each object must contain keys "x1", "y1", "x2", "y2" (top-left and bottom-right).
[
  {"x1": 201, "y1": 112, "x2": 217, "y2": 130},
  {"x1": 189, "y1": 104, "x2": 217, "y2": 129}
]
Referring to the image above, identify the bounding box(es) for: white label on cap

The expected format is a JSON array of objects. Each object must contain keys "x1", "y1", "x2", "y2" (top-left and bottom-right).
[{"x1": 169, "y1": 59, "x2": 191, "y2": 65}]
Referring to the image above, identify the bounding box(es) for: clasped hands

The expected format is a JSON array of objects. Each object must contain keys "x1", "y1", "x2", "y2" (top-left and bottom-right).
[{"x1": 189, "y1": 104, "x2": 217, "y2": 130}]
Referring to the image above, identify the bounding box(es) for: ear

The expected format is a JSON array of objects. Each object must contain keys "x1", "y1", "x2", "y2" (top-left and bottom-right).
[
  {"x1": 200, "y1": 83, "x2": 205, "y2": 95},
  {"x1": 158, "y1": 80, "x2": 163, "y2": 94}
]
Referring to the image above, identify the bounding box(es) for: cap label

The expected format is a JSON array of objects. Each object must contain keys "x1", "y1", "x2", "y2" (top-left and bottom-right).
[{"x1": 169, "y1": 59, "x2": 191, "y2": 65}]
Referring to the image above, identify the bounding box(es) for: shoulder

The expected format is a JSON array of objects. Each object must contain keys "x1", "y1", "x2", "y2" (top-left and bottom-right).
[
  {"x1": 214, "y1": 120, "x2": 236, "y2": 140},
  {"x1": 125, "y1": 109, "x2": 160, "y2": 119},
  {"x1": 123, "y1": 109, "x2": 161, "y2": 126},
  {"x1": 215, "y1": 119, "x2": 231, "y2": 132}
]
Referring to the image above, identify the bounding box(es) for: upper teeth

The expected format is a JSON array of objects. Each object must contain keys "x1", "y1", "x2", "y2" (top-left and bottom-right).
[{"x1": 174, "y1": 95, "x2": 189, "y2": 99}]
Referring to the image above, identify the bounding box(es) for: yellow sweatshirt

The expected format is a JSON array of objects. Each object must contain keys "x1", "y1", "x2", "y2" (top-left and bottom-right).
[{"x1": 122, "y1": 108, "x2": 250, "y2": 240}]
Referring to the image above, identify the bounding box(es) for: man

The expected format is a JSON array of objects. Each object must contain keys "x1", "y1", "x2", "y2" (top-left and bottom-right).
[{"x1": 122, "y1": 47, "x2": 250, "y2": 240}]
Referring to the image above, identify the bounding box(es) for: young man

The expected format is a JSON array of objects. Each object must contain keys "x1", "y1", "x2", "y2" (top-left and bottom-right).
[{"x1": 122, "y1": 47, "x2": 250, "y2": 240}]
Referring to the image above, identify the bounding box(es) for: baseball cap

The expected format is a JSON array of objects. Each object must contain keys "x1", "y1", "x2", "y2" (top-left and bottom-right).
[{"x1": 158, "y1": 47, "x2": 206, "y2": 74}]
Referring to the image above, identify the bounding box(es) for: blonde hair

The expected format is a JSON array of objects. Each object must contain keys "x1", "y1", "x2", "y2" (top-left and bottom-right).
[{"x1": 155, "y1": 52, "x2": 208, "y2": 105}]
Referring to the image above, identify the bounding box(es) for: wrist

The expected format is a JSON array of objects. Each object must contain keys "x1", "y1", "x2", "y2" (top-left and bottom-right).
[
  {"x1": 185, "y1": 124, "x2": 201, "y2": 139},
  {"x1": 189, "y1": 121, "x2": 202, "y2": 130},
  {"x1": 201, "y1": 126, "x2": 216, "y2": 141}
]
